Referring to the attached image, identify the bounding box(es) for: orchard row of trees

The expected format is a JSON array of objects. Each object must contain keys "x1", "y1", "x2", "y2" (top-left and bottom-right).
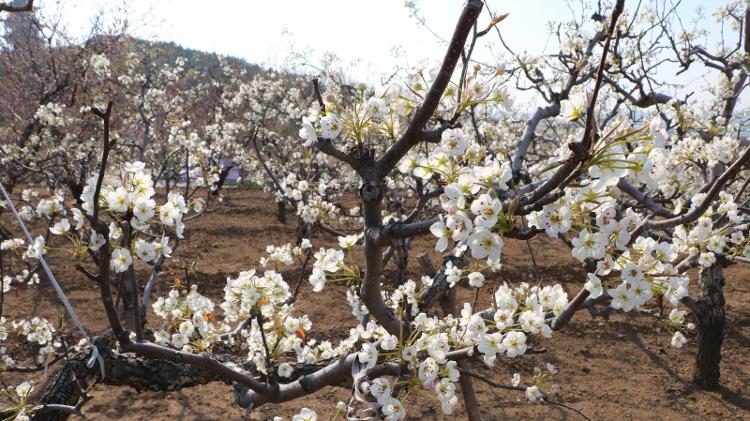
[{"x1": 1, "y1": 0, "x2": 750, "y2": 419}]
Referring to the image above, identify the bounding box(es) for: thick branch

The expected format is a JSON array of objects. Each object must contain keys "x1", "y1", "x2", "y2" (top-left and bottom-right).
[
  {"x1": 645, "y1": 144, "x2": 750, "y2": 231},
  {"x1": 235, "y1": 353, "x2": 358, "y2": 408},
  {"x1": 0, "y1": 0, "x2": 32, "y2": 12},
  {"x1": 377, "y1": 0, "x2": 483, "y2": 175},
  {"x1": 617, "y1": 178, "x2": 676, "y2": 218}
]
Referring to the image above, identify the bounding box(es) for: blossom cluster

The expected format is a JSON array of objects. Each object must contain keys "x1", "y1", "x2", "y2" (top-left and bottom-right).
[
  {"x1": 0, "y1": 316, "x2": 60, "y2": 370},
  {"x1": 345, "y1": 281, "x2": 567, "y2": 418},
  {"x1": 152, "y1": 285, "x2": 226, "y2": 352}
]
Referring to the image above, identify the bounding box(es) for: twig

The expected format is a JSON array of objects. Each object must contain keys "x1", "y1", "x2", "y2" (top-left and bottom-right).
[
  {"x1": 285, "y1": 251, "x2": 313, "y2": 305},
  {"x1": 458, "y1": 369, "x2": 525, "y2": 391},
  {"x1": 543, "y1": 398, "x2": 593, "y2": 421},
  {"x1": 257, "y1": 314, "x2": 272, "y2": 370},
  {"x1": 90, "y1": 101, "x2": 113, "y2": 222}
]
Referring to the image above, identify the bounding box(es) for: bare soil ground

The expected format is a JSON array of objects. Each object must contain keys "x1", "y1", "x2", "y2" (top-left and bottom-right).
[{"x1": 3, "y1": 188, "x2": 750, "y2": 420}]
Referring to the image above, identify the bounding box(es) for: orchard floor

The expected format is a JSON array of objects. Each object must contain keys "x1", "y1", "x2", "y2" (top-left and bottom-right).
[{"x1": 4, "y1": 188, "x2": 750, "y2": 420}]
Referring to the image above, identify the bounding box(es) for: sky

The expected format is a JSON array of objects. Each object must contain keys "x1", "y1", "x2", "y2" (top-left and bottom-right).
[
  {"x1": 34, "y1": 0, "x2": 583, "y2": 80},
  {"x1": 32, "y1": 0, "x2": 735, "y2": 104}
]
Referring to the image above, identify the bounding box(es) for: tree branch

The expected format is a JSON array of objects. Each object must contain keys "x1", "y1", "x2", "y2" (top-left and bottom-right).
[
  {"x1": 0, "y1": 0, "x2": 33, "y2": 13},
  {"x1": 377, "y1": 0, "x2": 483, "y2": 175}
]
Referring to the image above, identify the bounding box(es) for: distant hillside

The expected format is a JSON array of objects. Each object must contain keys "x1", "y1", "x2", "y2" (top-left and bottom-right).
[{"x1": 125, "y1": 37, "x2": 264, "y2": 79}]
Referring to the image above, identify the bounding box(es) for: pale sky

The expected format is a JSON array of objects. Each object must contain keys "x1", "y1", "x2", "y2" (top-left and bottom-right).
[
  {"x1": 33, "y1": 1, "x2": 589, "y2": 78},
  {"x1": 33, "y1": 0, "x2": 733, "y2": 104}
]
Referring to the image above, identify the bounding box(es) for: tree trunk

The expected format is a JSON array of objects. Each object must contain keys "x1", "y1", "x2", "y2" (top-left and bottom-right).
[
  {"x1": 36, "y1": 334, "x2": 221, "y2": 420},
  {"x1": 295, "y1": 216, "x2": 309, "y2": 245},
  {"x1": 277, "y1": 201, "x2": 286, "y2": 224},
  {"x1": 693, "y1": 263, "x2": 725, "y2": 390},
  {"x1": 439, "y1": 288, "x2": 481, "y2": 421},
  {"x1": 37, "y1": 334, "x2": 345, "y2": 419},
  {"x1": 36, "y1": 335, "x2": 112, "y2": 421}
]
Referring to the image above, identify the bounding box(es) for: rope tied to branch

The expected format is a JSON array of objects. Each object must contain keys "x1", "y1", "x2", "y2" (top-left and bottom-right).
[{"x1": 0, "y1": 180, "x2": 105, "y2": 379}]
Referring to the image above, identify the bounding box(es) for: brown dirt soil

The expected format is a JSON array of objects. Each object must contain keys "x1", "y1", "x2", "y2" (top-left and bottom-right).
[{"x1": 3, "y1": 188, "x2": 750, "y2": 420}]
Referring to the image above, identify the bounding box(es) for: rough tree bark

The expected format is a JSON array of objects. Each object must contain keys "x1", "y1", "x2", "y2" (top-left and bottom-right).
[
  {"x1": 35, "y1": 334, "x2": 220, "y2": 420},
  {"x1": 38, "y1": 334, "x2": 351, "y2": 419},
  {"x1": 693, "y1": 262, "x2": 725, "y2": 390}
]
